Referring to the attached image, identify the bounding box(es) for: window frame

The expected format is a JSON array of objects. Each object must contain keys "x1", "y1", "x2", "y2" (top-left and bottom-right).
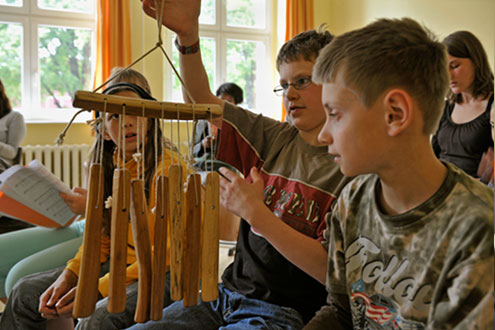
[
  {"x1": 165, "y1": 0, "x2": 278, "y2": 118},
  {"x1": 0, "y1": 1, "x2": 96, "y2": 123}
]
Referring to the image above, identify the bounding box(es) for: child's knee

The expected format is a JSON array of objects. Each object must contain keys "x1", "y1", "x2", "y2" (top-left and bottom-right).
[
  {"x1": 75, "y1": 307, "x2": 108, "y2": 330},
  {"x1": 8, "y1": 277, "x2": 43, "y2": 317},
  {"x1": 11, "y1": 275, "x2": 39, "y2": 299},
  {"x1": 75, "y1": 301, "x2": 132, "y2": 330}
]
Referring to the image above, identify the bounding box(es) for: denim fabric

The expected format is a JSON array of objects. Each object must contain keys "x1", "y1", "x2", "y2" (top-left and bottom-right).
[
  {"x1": 127, "y1": 283, "x2": 304, "y2": 330},
  {"x1": 76, "y1": 272, "x2": 171, "y2": 330}
]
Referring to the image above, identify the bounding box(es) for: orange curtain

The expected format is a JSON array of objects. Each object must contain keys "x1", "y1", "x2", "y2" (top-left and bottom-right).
[
  {"x1": 281, "y1": 0, "x2": 314, "y2": 121},
  {"x1": 285, "y1": 0, "x2": 314, "y2": 41},
  {"x1": 93, "y1": 0, "x2": 132, "y2": 89}
]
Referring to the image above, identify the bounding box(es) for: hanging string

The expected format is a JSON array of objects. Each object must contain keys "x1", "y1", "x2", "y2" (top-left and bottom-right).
[
  {"x1": 92, "y1": 44, "x2": 162, "y2": 93},
  {"x1": 192, "y1": 105, "x2": 197, "y2": 166},
  {"x1": 117, "y1": 111, "x2": 123, "y2": 169},
  {"x1": 185, "y1": 105, "x2": 192, "y2": 163},
  {"x1": 154, "y1": 0, "x2": 165, "y2": 46},
  {"x1": 141, "y1": 104, "x2": 146, "y2": 182},
  {"x1": 158, "y1": 45, "x2": 195, "y2": 104},
  {"x1": 121, "y1": 106, "x2": 127, "y2": 212},
  {"x1": 92, "y1": 0, "x2": 193, "y2": 101},
  {"x1": 160, "y1": 106, "x2": 166, "y2": 218},
  {"x1": 154, "y1": 118, "x2": 159, "y2": 183},
  {"x1": 209, "y1": 110, "x2": 214, "y2": 173},
  {"x1": 94, "y1": 99, "x2": 107, "y2": 210},
  {"x1": 169, "y1": 117, "x2": 175, "y2": 165},
  {"x1": 99, "y1": 100, "x2": 107, "y2": 165},
  {"x1": 176, "y1": 104, "x2": 182, "y2": 195},
  {"x1": 92, "y1": 118, "x2": 101, "y2": 166},
  {"x1": 55, "y1": 109, "x2": 90, "y2": 145},
  {"x1": 122, "y1": 107, "x2": 127, "y2": 166},
  {"x1": 208, "y1": 110, "x2": 215, "y2": 209},
  {"x1": 189, "y1": 104, "x2": 199, "y2": 207},
  {"x1": 92, "y1": 0, "x2": 165, "y2": 94},
  {"x1": 176, "y1": 104, "x2": 181, "y2": 164},
  {"x1": 140, "y1": 106, "x2": 146, "y2": 215},
  {"x1": 160, "y1": 106, "x2": 166, "y2": 184},
  {"x1": 61, "y1": 0, "x2": 202, "y2": 146},
  {"x1": 136, "y1": 107, "x2": 141, "y2": 180}
]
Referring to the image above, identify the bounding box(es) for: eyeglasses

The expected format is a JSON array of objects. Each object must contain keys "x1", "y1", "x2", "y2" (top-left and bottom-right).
[{"x1": 273, "y1": 76, "x2": 312, "y2": 96}]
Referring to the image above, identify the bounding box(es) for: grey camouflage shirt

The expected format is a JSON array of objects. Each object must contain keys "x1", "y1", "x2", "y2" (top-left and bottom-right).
[{"x1": 323, "y1": 162, "x2": 494, "y2": 329}]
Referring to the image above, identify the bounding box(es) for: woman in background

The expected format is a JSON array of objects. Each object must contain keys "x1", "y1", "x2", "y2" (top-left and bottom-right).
[
  {"x1": 0, "y1": 79, "x2": 30, "y2": 233},
  {"x1": 0, "y1": 78, "x2": 25, "y2": 171},
  {"x1": 432, "y1": 30, "x2": 494, "y2": 181}
]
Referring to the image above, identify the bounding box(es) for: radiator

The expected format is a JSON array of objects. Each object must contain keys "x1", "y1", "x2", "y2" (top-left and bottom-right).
[{"x1": 21, "y1": 144, "x2": 91, "y2": 189}]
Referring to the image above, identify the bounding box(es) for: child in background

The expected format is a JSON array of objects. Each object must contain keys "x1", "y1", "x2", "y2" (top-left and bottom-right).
[
  {"x1": 0, "y1": 69, "x2": 183, "y2": 330},
  {"x1": 192, "y1": 82, "x2": 244, "y2": 163},
  {"x1": 0, "y1": 68, "x2": 151, "y2": 304},
  {"x1": 304, "y1": 17, "x2": 494, "y2": 329}
]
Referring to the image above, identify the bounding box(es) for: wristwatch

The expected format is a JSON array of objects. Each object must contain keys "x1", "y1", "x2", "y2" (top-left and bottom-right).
[{"x1": 174, "y1": 38, "x2": 200, "y2": 55}]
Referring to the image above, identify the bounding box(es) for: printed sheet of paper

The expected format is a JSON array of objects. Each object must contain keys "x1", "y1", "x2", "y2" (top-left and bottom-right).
[{"x1": 0, "y1": 160, "x2": 75, "y2": 227}]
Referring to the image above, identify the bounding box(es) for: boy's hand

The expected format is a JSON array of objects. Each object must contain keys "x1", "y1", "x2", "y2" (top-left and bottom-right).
[
  {"x1": 142, "y1": 0, "x2": 201, "y2": 42},
  {"x1": 39, "y1": 269, "x2": 78, "y2": 319},
  {"x1": 218, "y1": 167, "x2": 265, "y2": 224},
  {"x1": 59, "y1": 187, "x2": 87, "y2": 215}
]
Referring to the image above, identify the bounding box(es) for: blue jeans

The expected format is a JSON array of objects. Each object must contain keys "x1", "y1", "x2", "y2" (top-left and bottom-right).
[{"x1": 127, "y1": 283, "x2": 304, "y2": 330}]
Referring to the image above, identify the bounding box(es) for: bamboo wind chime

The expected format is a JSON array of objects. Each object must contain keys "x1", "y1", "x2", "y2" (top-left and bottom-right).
[{"x1": 59, "y1": 1, "x2": 223, "y2": 323}]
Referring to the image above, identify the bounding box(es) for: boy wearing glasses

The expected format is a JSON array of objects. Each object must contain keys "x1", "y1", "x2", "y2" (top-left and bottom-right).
[{"x1": 131, "y1": 1, "x2": 350, "y2": 329}]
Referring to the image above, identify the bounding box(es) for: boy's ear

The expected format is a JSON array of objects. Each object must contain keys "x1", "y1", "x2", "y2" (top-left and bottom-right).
[{"x1": 382, "y1": 89, "x2": 414, "y2": 137}]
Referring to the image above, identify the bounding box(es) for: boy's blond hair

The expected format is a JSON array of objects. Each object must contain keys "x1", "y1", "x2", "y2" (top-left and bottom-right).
[
  {"x1": 313, "y1": 18, "x2": 449, "y2": 134},
  {"x1": 276, "y1": 26, "x2": 333, "y2": 71}
]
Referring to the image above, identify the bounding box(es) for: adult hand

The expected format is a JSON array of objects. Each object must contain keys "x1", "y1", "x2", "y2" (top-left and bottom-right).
[
  {"x1": 60, "y1": 187, "x2": 87, "y2": 215},
  {"x1": 218, "y1": 167, "x2": 265, "y2": 224},
  {"x1": 39, "y1": 269, "x2": 78, "y2": 319},
  {"x1": 142, "y1": 0, "x2": 201, "y2": 42}
]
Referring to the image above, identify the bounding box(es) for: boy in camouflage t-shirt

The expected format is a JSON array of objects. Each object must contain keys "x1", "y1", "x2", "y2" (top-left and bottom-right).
[{"x1": 305, "y1": 18, "x2": 494, "y2": 329}]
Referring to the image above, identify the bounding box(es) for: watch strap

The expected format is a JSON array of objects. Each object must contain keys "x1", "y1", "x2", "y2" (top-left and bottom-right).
[{"x1": 174, "y1": 38, "x2": 200, "y2": 55}]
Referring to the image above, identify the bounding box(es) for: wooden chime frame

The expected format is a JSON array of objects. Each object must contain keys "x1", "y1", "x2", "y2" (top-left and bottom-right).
[{"x1": 60, "y1": 1, "x2": 223, "y2": 323}]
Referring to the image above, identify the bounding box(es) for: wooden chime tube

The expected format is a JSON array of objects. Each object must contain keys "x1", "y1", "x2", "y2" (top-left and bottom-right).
[
  {"x1": 107, "y1": 168, "x2": 131, "y2": 313},
  {"x1": 130, "y1": 179, "x2": 153, "y2": 323},
  {"x1": 150, "y1": 176, "x2": 169, "y2": 320},
  {"x1": 73, "y1": 163, "x2": 104, "y2": 318},
  {"x1": 201, "y1": 172, "x2": 220, "y2": 302},
  {"x1": 183, "y1": 174, "x2": 202, "y2": 307},
  {"x1": 168, "y1": 164, "x2": 184, "y2": 301}
]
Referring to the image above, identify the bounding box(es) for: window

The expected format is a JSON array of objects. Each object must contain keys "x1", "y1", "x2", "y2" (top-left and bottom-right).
[
  {"x1": 166, "y1": 0, "x2": 278, "y2": 118},
  {"x1": 0, "y1": 0, "x2": 96, "y2": 123}
]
